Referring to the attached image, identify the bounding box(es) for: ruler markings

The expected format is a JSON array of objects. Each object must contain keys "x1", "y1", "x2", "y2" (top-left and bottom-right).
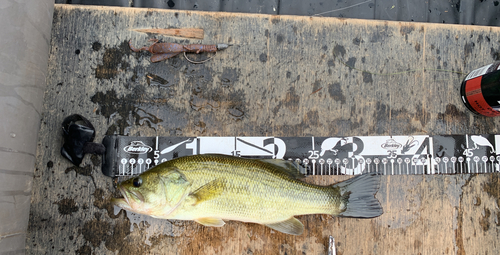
[{"x1": 104, "y1": 135, "x2": 499, "y2": 177}]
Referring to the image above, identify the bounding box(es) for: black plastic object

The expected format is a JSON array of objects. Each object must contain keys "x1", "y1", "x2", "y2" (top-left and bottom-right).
[
  {"x1": 61, "y1": 114, "x2": 106, "y2": 166},
  {"x1": 461, "y1": 62, "x2": 500, "y2": 117}
]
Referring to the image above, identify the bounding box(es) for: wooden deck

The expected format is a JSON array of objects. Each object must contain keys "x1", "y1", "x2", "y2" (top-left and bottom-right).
[{"x1": 27, "y1": 4, "x2": 500, "y2": 254}]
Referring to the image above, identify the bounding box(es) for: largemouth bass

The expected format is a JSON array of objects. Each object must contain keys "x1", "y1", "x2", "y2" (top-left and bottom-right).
[{"x1": 112, "y1": 154, "x2": 383, "y2": 235}]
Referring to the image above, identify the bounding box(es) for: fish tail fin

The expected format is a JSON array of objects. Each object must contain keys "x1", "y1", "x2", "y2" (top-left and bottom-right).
[{"x1": 332, "y1": 173, "x2": 383, "y2": 218}]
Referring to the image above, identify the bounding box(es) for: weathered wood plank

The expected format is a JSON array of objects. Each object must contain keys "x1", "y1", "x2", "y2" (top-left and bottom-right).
[{"x1": 27, "y1": 4, "x2": 500, "y2": 254}]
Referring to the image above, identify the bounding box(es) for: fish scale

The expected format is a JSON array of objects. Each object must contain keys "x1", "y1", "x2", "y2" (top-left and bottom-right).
[{"x1": 167, "y1": 155, "x2": 334, "y2": 222}]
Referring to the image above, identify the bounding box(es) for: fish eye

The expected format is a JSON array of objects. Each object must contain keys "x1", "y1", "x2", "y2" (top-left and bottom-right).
[{"x1": 132, "y1": 177, "x2": 142, "y2": 187}]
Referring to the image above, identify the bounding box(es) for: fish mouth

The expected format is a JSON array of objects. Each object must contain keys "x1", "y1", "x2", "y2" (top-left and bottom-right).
[
  {"x1": 112, "y1": 185, "x2": 146, "y2": 210},
  {"x1": 111, "y1": 186, "x2": 131, "y2": 209},
  {"x1": 119, "y1": 185, "x2": 131, "y2": 204}
]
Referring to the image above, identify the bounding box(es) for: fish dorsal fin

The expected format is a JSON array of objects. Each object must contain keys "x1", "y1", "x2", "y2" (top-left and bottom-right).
[
  {"x1": 257, "y1": 159, "x2": 305, "y2": 179},
  {"x1": 265, "y1": 217, "x2": 304, "y2": 235},
  {"x1": 195, "y1": 217, "x2": 226, "y2": 227},
  {"x1": 189, "y1": 178, "x2": 226, "y2": 205}
]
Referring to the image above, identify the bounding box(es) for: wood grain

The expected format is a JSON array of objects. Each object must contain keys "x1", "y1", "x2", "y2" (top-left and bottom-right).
[
  {"x1": 132, "y1": 28, "x2": 204, "y2": 39},
  {"x1": 27, "y1": 4, "x2": 500, "y2": 254}
]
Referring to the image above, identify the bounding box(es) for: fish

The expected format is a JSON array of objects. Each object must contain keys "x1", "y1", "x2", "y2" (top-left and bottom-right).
[{"x1": 112, "y1": 154, "x2": 383, "y2": 235}]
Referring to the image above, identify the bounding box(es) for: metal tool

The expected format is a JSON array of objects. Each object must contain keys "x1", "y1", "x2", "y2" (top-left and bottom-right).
[{"x1": 328, "y1": 236, "x2": 336, "y2": 255}]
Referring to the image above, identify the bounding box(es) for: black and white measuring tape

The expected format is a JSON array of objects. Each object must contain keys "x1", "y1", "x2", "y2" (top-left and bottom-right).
[{"x1": 101, "y1": 135, "x2": 500, "y2": 177}]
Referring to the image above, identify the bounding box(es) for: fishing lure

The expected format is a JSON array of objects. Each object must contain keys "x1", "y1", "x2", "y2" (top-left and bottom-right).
[{"x1": 129, "y1": 39, "x2": 230, "y2": 63}]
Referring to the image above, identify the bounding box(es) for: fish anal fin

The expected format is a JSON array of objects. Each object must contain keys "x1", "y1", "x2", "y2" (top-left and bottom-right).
[
  {"x1": 190, "y1": 178, "x2": 226, "y2": 205},
  {"x1": 195, "y1": 217, "x2": 225, "y2": 227},
  {"x1": 265, "y1": 217, "x2": 304, "y2": 235}
]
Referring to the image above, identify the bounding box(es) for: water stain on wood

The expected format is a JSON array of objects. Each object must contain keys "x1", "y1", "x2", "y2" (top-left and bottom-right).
[
  {"x1": 54, "y1": 198, "x2": 79, "y2": 215},
  {"x1": 65, "y1": 165, "x2": 92, "y2": 176},
  {"x1": 93, "y1": 188, "x2": 121, "y2": 219},
  {"x1": 95, "y1": 41, "x2": 130, "y2": 80},
  {"x1": 75, "y1": 244, "x2": 91, "y2": 255},
  {"x1": 328, "y1": 82, "x2": 346, "y2": 104},
  {"x1": 437, "y1": 104, "x2": 469, "y2": 127},
  {"x1": 283, "y1": 86, "x2": 300, "y2": 112},
  {"x1": 81, "y1": 217, "x2": 111, "y2": 247},
  {"x1": 333, "y1": 44, "x2": 346, "y2": 58},
  {"x1": 219, "y1": 67, "x2": 240, "y2": 87},
  {"x1": 399, "y1": 24, "x2": 415, "y2": 41},
  {"x1": 259, "y1": 53, "x2": 268, "y2": 63},
  {"x1": 483, "y1": 174, "x2": 500, "y2": 207},
  {"x1": 91, "y1": 89, "x2": 165, "y2": 134},
  {"x1": 479, "y1": 208, "x2": 491, "y2": 232},
  {"x1": 362, "y1": 71, "x2": 373, "y2": 83}
]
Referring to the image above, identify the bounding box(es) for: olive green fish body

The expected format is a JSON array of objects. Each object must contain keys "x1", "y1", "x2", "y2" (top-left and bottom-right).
[
  {"x1": 113, "y1": 154, "x2": 382, "y2": 235},
  {"x1": 167, "y1": 155, "x2": 341, "y2": 222}
]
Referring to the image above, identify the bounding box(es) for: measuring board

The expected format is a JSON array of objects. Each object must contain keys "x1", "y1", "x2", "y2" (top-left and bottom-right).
[{"x1": 101, "y1": 135, "x2": 500, "y2": 178}]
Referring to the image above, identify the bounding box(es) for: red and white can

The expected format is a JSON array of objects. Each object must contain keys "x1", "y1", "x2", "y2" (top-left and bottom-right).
[{"x1": 461, "y1": 62, "x2": 500, "y2": 117}]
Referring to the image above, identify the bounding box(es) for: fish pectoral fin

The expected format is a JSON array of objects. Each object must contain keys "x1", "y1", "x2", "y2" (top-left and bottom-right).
[
  {"x1": 265, "y1": 217, "x2": 304, "y2": 235},
  {"x1": 195, "y1": 217, "x2": 226, "y2": 227},
  {"x1": 189, "y1": 178, "x2": 226, "y2": 205}
]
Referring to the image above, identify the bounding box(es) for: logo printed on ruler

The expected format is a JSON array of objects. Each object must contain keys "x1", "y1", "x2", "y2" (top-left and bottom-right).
[
  {"x1": 319, "y1": 138, "x2": 346, "y2": 156},
  {"x1": 401, "y1": 136, "x2": 419, "y2": 154},
  {"x1": 123, "y1": 141, "x2": 153, "y2": 154},
  {"x1": 160, "y1": 138, "x2": 192, "y2": 154},
  {"x1": 470, "y1": 135, "x2": 495, "y2": 153},
  {"x1": 380, "y1": 139, "x2": 402, "y2": 150}
]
